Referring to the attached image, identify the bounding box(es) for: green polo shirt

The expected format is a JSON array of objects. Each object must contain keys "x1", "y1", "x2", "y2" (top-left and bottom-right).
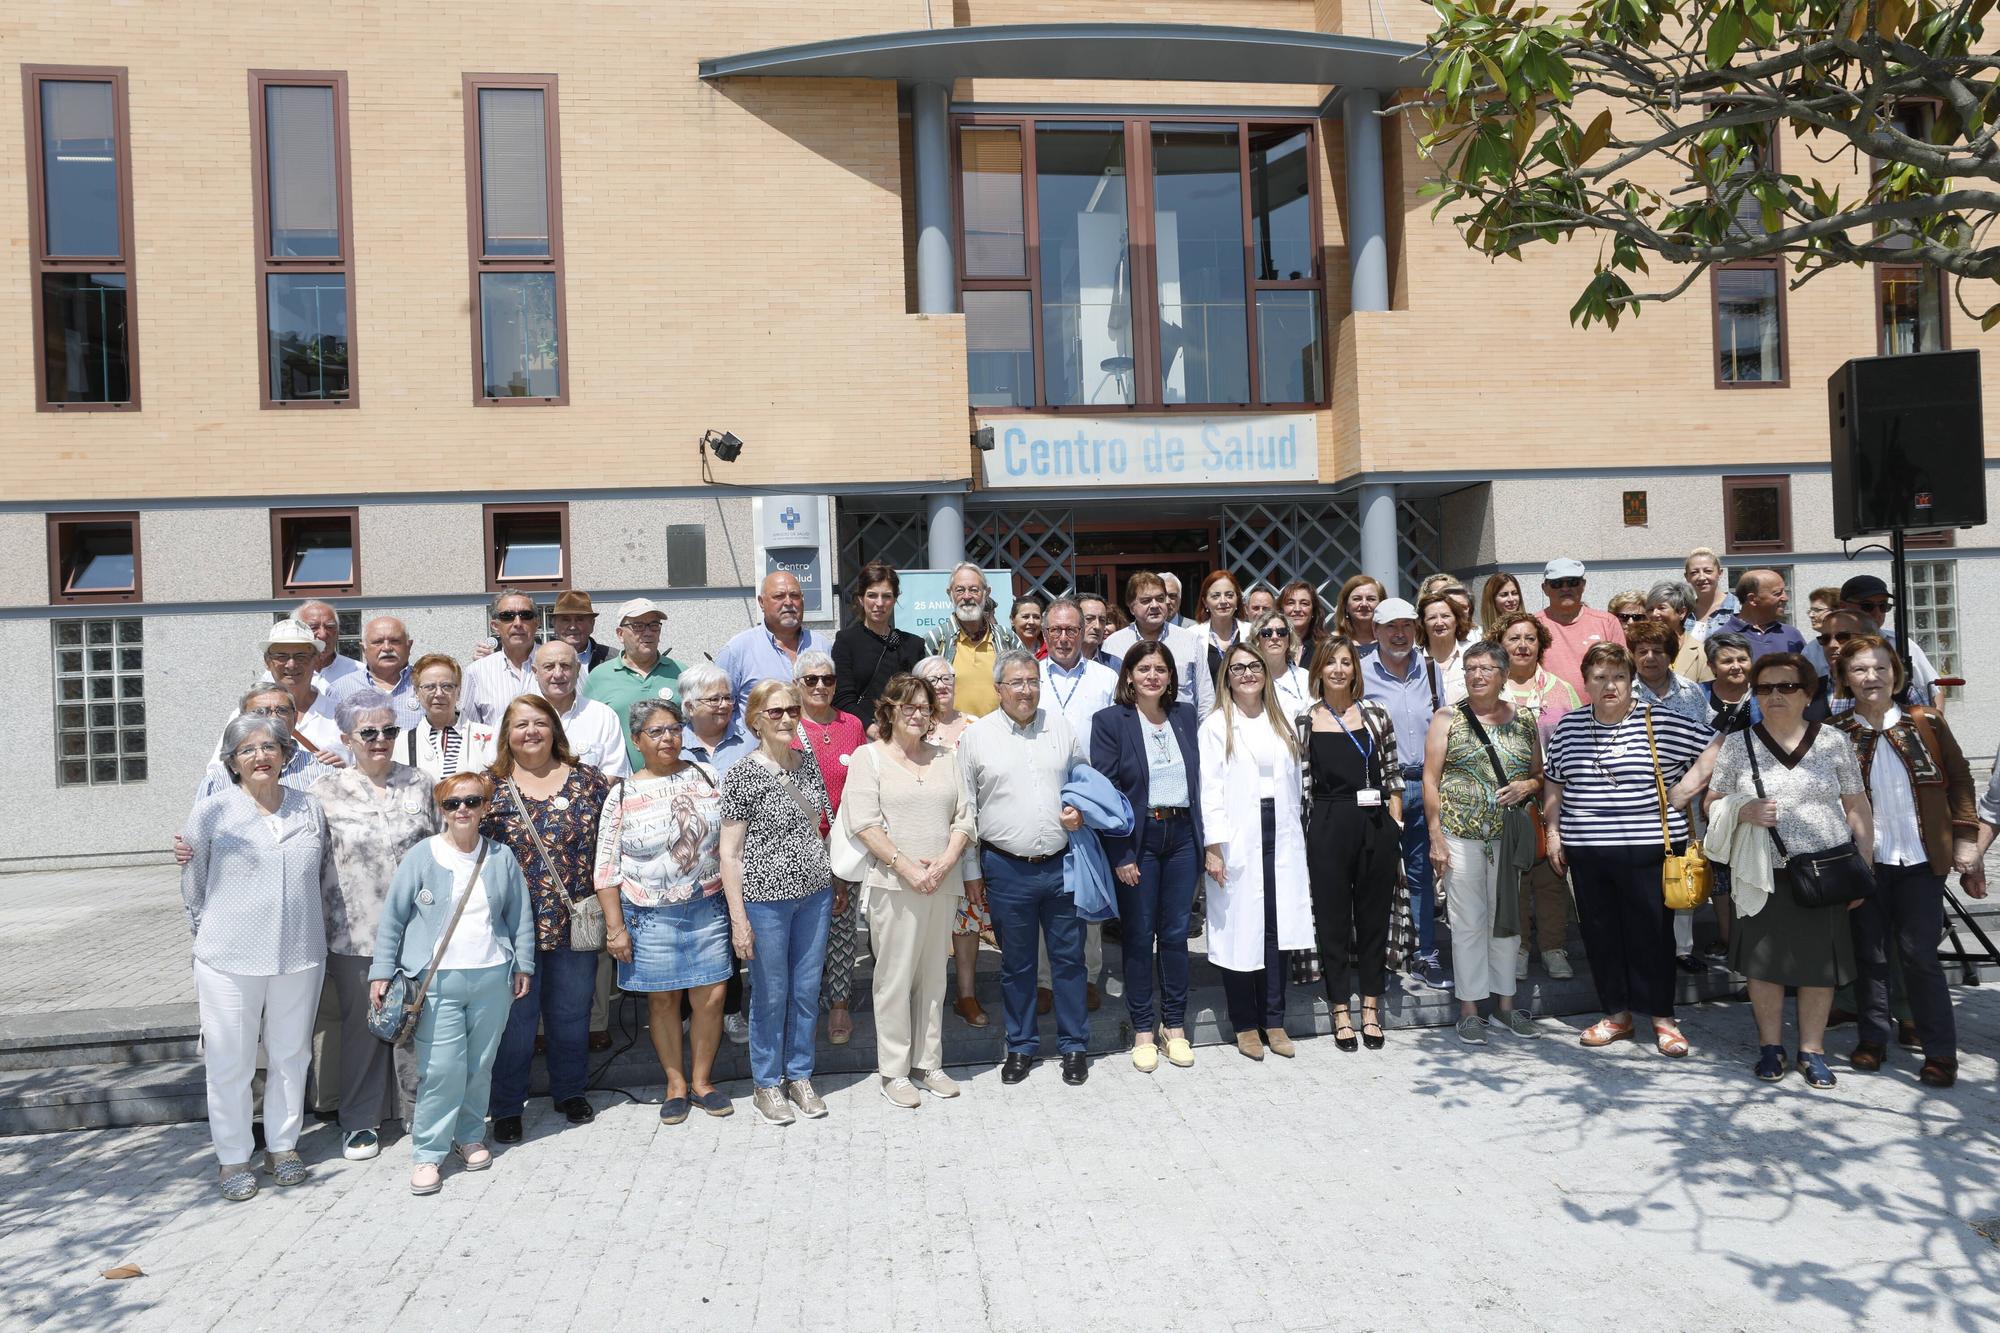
[{"x1": 582, "y1": 653, "x2": 685, "y2": 770}]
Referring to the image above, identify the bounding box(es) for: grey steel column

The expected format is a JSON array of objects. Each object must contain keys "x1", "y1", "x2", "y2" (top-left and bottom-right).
[
  {"x1": 1359, "y1": 482, "x2": 1399, "y2": 597},
  {"x1": 1342, "y1": 88, "x2": 1390, "y2": 312},
  {"x1": 927, "y1": 492, "x2": 966, "y2": 569},
  {"x1": 912, "y1": 81, "x2": 954, "y2": 315}
]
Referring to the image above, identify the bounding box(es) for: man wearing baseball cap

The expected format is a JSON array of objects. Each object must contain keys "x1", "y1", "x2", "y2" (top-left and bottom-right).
[
  {"x1": 1362, "y1": 596, "x2": 1453, "y2": 988},
  {"x1": 551, "y1": 589, "x2": 617, "y2": 673},
  {"x1": 1830, "y1": 574, "x2": 1941, "y2": 707},
  {"x1": 582, "y1": 596, "x2": 686, "y2": 771},
  {"x1": 1535, "y1": 558, "x2": 1624, "y2": 696}
]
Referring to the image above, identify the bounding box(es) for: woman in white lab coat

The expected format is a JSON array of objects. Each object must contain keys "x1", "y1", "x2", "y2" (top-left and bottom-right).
[{"x1": 1200, "y1": 642, "x2": 1313, "y2": 1061}]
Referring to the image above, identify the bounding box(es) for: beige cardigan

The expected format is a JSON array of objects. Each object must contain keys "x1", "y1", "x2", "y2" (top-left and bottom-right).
[{"x1": 840, "y1": 742, "x2": 980, "y2": 896}]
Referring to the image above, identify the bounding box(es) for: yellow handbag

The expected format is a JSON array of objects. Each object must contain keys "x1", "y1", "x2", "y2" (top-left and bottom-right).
[{"x1": 1646, "y1": 709, "x2": 1712, "y2": 911}]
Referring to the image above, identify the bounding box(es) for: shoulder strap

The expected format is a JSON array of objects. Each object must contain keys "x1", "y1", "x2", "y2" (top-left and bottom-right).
[
  {"x1": 1457, "y1": 700, "x2": 1513, "y2": 790},
  {"x1": 410, "y1": 839, "x2": 489, "y2": 1010},
  {"x1": 403, "y1": 725, "x2": 418, "y2": 766},
  {"x1": 1427, "y1": 660, "x2": 1442, "y2": 712},
  {"x1": 1643, "y1": 707, "x2": 1673, "y2": 855},
  {"x1": 755, "y1": 752, "x2": 827, "y2": 825},
  {"x1": 505, "y1": 777, "x2": 570, "y2": 899},
  {"x1": 1741, "y1": 726, "x2": 1790, "y2": 859}
]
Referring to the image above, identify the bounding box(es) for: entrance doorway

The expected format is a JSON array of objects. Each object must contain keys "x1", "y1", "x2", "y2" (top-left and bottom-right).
[{"x1": 1072, "y1": 520, "x2": 1217, "y2": 611}]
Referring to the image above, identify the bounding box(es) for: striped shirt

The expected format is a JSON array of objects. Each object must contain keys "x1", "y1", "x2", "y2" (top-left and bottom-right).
[{"x1": 1546, "y1": 704, "x2": 1712, "y2": 847}]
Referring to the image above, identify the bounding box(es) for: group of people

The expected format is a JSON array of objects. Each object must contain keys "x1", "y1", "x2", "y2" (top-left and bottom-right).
[{"x1": 176, "y1": 549, "x2": 1987, "y2": 1202}]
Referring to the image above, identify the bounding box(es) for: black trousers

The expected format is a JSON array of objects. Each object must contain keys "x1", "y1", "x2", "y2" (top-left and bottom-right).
[
  {"x1": 1222, "y1": 800, "x2": 1289, "y2": 1031},
  {"x1": 1306, "y1": 800, "x2": 1396, "y2": 1001},
  {"x1": 1566, "y1": 843, "x2": 1675, "y2": 1018},
  {"x1": 1855, "y1": 863, "x2": 1956, "y2": 1059}
]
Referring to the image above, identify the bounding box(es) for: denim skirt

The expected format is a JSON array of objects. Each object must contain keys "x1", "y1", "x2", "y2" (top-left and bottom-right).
[{"x1": 618, "y1": 894, "x2": 733, "y2": 992}]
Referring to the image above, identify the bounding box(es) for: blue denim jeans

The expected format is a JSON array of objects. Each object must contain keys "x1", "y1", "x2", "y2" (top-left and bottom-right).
[
  {"x1": 488, "y1": 945, "x2": 597, "y2": 1118},
  {"x1": 1115, "y1": 813, "x2": 1198, "y2": 1031},
  {"x1": 744, "y1": 887, "x2": 833, "y2": 1088},
  {"x1": 983, "y1": 849, "x2": 1087, "y2": 1055},
  {"x1": 1401, "y1": 777, "x2": 1438, "y2": 958}
]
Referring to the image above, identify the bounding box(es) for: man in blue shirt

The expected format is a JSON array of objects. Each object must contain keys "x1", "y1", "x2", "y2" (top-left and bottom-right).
[
  {"x1": 1718, "y1": 568, "x2": 1806, "y2": 661},
  {"x1": 1362, "y1": 597, "x2": 1451, "y2": 989},
  {"x1": 714, "y1": 570, "x2": 829, "y2": 718}
]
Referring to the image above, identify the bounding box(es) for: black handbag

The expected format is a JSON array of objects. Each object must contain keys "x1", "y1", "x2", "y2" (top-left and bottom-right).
[{"x1": 1741, "y1": 726, "x2": 1874, "y2": 910}]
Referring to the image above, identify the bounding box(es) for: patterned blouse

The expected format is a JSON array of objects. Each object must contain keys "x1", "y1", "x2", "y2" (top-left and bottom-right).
[
  {"x1": 720, "y1": 753, "x2": 832, "y2": 902},
  {"x1": 312, "y1": 763, "x2": 439, "y2": 955},
  {"x1": 480, "y1": 763, "x2": 613, "y2": 951},
  {"x1": 1437, "y1": 706, "x2": 1538, "y2": 841},
  {"x1": 592, "y1": 763, "x2": 724, "y2": 908}
]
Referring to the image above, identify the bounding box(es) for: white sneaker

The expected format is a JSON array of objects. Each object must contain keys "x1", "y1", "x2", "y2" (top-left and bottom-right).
[
  {"x1": 1515, "y1": 947, "x2": 1530, "y2": 981},
  {"x1": 342, "y1": 1129, "x2": 380, "y2": 1161},
  {"x1": 1542, "y1": 949, "x2": 1575, "y2": 980},
  {"x1": 723, "y1": 1013, "x2": 749, "y2": 1044},
  {"x1": 880, "y1": 1076, "x2": 922, "y2": 1109}
]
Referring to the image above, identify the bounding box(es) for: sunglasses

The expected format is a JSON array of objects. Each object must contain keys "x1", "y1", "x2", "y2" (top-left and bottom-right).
[
  {"x1": 1816, "y1": 631, "x2": 1858, "y2": 646},
  {"x1": 761, "y1": 705, "x2": 804, "y2": 720},
  {"x1": 1852, "y1": 599, "x2": 1893, "y2": 612},
  {"x1": 797, "y1": 674, "x2": 835, "y2": 688},
  {"x1": 352, "y1": 726, "x2": 402, "y2": 743},
  {"x1": 494, "y1": 609, "x2": 537, "y2": 623},
  {"x1": 1546, "y1": 578, "x2": 1584, "y2": 590},
  {"x1": 439, "y1": 795, "x2": 486, "y2": 812},
  {"x1": 1751, "y1": 681, "x2": 1806, "y2": 696},
  {"x1": 1256, "y1": 626, "x2": 1291, "y2": 639},
  {"x1": 1616, "y1": 612, "x2": 1646, "y2": 623}
]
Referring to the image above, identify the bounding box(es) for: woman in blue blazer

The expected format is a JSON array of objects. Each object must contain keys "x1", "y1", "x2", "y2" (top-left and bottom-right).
[
  {"x1": 1090, "y1": 640, "x2": 1205, "y2": 1073},
  {"x1": 371, "y1": 772, "x2": 536, "y2": 1195}
]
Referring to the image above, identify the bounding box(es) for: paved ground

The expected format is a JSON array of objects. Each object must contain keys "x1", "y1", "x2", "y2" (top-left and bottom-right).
[
  {"x1": 1, "y1": 992, "x2": 1995, "y2": 1332},
  {"x1": 0, "y1": 865, "x2": 189, "y2": 1015}
]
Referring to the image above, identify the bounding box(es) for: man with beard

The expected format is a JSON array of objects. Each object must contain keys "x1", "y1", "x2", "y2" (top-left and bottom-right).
[{"x1": 925, "y1": 563, "x2": 1021, "y2": 719}]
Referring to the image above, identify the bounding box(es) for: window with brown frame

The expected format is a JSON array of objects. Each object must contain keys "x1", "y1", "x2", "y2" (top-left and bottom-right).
[
  {"x1": 47, "y1": 512, "x2": 141, "y2": 605},
  {"x1": 1707, "y1": 115, "x2": 1787, "y2": 388},
  {"x1": 270, "y1": 508, "x2": 361, "y2": 598},
  {"x1": 1721, "y1": 475, "x2": 1792, "y2": 554},
  {"x1": 464, "y1": 75, "x2": 567, "y2": 404},
  {"x1": 23, "y1": 66, "x2": 138, "y2": 411},
  {"x1": 1877, "y1": 264, "x2": 1949, "y2": 355},
  {"x1": 954, "y1": 115, "x2": 1327, "y2": 411},
  {"x1": 483, "y1": 503, "x2": 570, "y2": 591},
  {"x1": 250, "y1": 72, "x2": 355, "y2": 407}
]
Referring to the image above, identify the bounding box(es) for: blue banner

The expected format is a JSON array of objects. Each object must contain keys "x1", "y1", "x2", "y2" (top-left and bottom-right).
[{"x1": 895, "y1": 568, "x2": 1016, "y2": 646}]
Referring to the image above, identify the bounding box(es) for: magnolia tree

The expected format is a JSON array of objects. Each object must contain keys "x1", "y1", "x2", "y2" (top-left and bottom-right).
[{"x1": 1417, "y1": 0, "x2": 2000, "y2": 330}]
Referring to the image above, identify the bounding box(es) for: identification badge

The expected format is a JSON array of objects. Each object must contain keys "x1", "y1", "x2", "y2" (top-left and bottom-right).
[{"x1": 1356, "y1": 788, "x2": 1382, "y2": 808}]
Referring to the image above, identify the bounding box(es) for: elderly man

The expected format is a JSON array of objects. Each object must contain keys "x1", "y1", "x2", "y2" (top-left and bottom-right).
[
  {"x1": 1534, "y1": 558, "x2": 1624, "y2": 695},
  {"x1": 1160, "y1": 572, "x2": 1193, "y2": 628},
  {"x1": 1102, "y1": 571, "x2": 1215, "y2": 717},
  {"x1": 192, "y1": 685, "x2": 338, "y2": 801},
  {"x1": 243, "y1": 620, "x2": 346, "y2": 763},
  {"x1": 960, "y1": 650, "x2": 1091, "y2": 1087},
  {"x1": 529, "y1": 641, "x2": 630, "y2": 777},
  {"x1": 715, "y1": 570, "x2": 828, "y2": 718},
  {"x1": 925, "y1": 563, "x2": 1021, "y2": 720},
  {"x1": 552, "y1": 589, "x2": 618, "y2": 672},
  {"x1": 1719, "y1": 567, "x2": 1807, "y2": 661},
  {"x1": 582, "y1": 597, "x2": 685, "y2": 770},
  {"x1": 1036, "y1": 598, "x2": 1118, "y2": 1010},
  {"x1": 292, "y1": 599, "x2": 362, "y2": 692},
  {"x1": 461, "y1": 588, "x2": 541, "y2": 726},
  {"x1": 401, "y1": 653, "x2": 497, "y2": 779},
  {"x1": 1833, "y1": 574, "x2": 1942, "y2": 707},
  {"x1": 327, "y1": 616, "x2": 421, "y2": 728},
  {"x1": 1364, "y1": 597, "x2": 1450, "y2": 990},
  {"x1": 1076, "y1": 593, "x2": 1121, "y2": 670}
]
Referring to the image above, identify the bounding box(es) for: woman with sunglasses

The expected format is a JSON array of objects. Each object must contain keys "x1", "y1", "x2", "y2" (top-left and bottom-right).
[
  {"x1": 591, "y1": 698, "x2": 733, "y2": 1123},
  {"x1": 1705, "y1": 653, "x2": 1873, "y2": 1088},
  {"x1": 792, "y1": 651, "x2": 869, "y2": 1045},
  {"x1": 311, "y1": 689, "x2": 437, "y2": 1163},
  {"x1": 372, "y1": 772, "x2": 535, "y2": 1195},
  {"x1": 720, "y1": 679, "x2": 836, "y2": 1125},
  {"x1": 1251, "y1": 609, "x2": 1313, "y2": 722}
]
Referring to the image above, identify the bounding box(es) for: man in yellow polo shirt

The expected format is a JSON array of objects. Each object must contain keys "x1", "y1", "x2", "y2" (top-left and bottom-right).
[{"x1": 925, "y1": 563, "x2": 1021, "y2": 718}]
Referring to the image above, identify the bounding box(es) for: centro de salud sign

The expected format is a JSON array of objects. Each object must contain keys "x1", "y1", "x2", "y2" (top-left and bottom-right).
[{"x1": 978, "y1": 414, "x2": 1319, "y2": 488}]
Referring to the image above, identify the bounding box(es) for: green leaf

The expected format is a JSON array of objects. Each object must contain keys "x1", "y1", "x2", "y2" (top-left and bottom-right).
[
  {"x1": 1980, "y1": 301, "x2": 2000, "y2": 332},
  {"x1": 1706, "y1": 7, "x2": 1742, "y2": 67}
]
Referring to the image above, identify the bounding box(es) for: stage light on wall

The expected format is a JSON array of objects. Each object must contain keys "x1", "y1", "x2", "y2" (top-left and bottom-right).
[
  {"x1": 972, "y1": 426, "x2": 995, "y2": 453},
  {"x1": 701, "y1": 429, "x2": 745, "y2": 463}
]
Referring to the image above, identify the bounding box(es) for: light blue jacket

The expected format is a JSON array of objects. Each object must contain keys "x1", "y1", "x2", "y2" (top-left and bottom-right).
[
  {"x1": 1060, "y1": 766, "x2": 1134, "y2": 923},
  {"x1": 369, "y1": 837, "x2": 537, "y2": 980}
]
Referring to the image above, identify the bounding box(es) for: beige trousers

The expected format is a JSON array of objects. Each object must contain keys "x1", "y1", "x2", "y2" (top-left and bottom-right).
[{"x1": 866, "y1": 886, "x2": 959, "y2": 1078}]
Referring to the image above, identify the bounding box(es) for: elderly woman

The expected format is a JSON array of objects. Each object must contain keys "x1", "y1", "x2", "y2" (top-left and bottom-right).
[
  {"x1": 918, "y1": 654, "x2": 987, "y2": 1023},
  {"x1": 1545, "y1": 643, "x2": 1713, "y2": 1057},
  {"x1": 1644, "y1": 582, "x2": 1712, "y2": 682},
  {"x1": 1703, "y1": 632, "x2": 1760, "y2": 734},
  {"x1": 1628, "y1": 621, "x2": 1709, "y2": 728},
  {"x1": 309, "y1": 688, "x2": 438, "y2": 1162},
  {"x1": 1479, "y1": 572, "x2": 1525, "y2": 638},
  {"x1": 479, "y1": 693, "x2": 613, "y2": 1143},
  {"x1": 1200, "y1": 642, "x2": 1312, "y2": 1060},
  {"x1": 1251, "y1": 609, "x2": 1313, "y2": 721},
  {"x1": 1606, "y1": 589, "x2": 1649, "y2": 633},
  {"x1": 1425, "y1": 642, "x2": 1544, "y2": 1044},
  {"x1": 1334, "y1": 575, "x2": 1384, "y2": 656},
  {"x1": 1494, "y1": 611, "x2": 1580, "y2": 746},
  {"x1": 591, "y1": 698, "x2": 733, "y2": 1122},
  {"x1": 844, "y1": 674, "x2": 979, "y2": 1105},
  {"x1": 1419, "y1": 590, "x2": 1472, "y2": 706},
  {"x1": 371, "y1": 773, "x2": 535, "y2": 1194},
  {"x1": 791, "y1": 650, "x2": 868, "y2": 1045},
  {"x1": 832, "y1": 560, "x2": 927, "y2": 723},
  {"x1": 673, "y1": 661, "x2": 756, "y2": 1043},
  {"x1": 1829, "y1": 637, "x2": 1979, "y2": 1088},
  {"x1": 179, "y1": 714, "x2": 334, "y2": 1201},
  {"x1": 722, "y1": 679, "x2": 836, "y2": 1125},
  {"x1": 1706, "y1": 653, "x2": 1873, "y2": 1088},
  {"x1": 1278, "y1": 580, "x2": 1327, "y2": 668},
  {"x1": 403, "y1": 652, "x2": 498, "y2": 779}
]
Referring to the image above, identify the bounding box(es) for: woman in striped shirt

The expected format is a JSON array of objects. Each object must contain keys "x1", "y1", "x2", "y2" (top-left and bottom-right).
[{"x1": 1544, "y1": 642, "x2": 1713, "y2": 1057}]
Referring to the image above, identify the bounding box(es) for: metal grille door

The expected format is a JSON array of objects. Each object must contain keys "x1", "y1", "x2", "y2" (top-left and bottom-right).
[
  {"x1": 1220, "y1": 500, "x2": 1364, "y2": 609},
  {"x1": 969, "y1": 506, "x2": 1076, "y2": 603}
]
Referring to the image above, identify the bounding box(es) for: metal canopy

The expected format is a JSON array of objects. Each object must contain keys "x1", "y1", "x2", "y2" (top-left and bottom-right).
[{"x1": 698, "y1": 23, "x2": 1430, "y2": 91}]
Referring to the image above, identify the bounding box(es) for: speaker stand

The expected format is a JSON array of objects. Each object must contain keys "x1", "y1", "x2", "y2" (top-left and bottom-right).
[{"x1": 1890, "y1": 527, "x2": 1915, "y2": 690}]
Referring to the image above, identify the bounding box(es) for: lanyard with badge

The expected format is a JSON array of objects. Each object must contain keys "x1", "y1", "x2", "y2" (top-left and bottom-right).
[{"x1": 1322, "y1": 703, "x2": 1383, "y2": 808}]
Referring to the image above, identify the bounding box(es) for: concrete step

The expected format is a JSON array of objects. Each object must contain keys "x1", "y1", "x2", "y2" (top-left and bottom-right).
[
  {"x1": 0, "y1": 1004, "x2": 199, "y2": 1071},
  {"x1": 0, "y1": 1060, "x2": 207, "y2": 1136}
]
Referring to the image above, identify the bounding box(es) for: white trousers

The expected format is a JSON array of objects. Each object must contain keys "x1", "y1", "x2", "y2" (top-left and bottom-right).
[
  {"x1": 1442, "y1": 835, "x2": 1519, "y2": 1004},
  {"x1": 866, "y1": 886, "x2": 958, "y2": 1078},
  {"x1": 194, "y1": 959, "x2": 324, "y2": 1166},
  {"x1": 1038, "y1": 922, "x2": 1103, "y2": 988}
]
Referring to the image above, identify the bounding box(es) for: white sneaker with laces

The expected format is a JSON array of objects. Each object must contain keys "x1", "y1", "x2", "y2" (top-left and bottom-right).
[
  {"x1": 1542, "y1": 948, "x2": 1575, "y2": 980},
  {"x1": 1515, "y1": 948, "x2": 1530, "y2": 981}
]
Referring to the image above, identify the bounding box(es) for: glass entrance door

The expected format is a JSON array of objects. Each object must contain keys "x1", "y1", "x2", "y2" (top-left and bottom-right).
[{"x1": 1071, "y1": 521, "x2": 1216, "y2": 610}]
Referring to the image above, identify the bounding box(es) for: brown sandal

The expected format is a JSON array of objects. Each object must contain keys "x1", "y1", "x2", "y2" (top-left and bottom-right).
[
  {"x1": 1580, "y1": 1018, "x2": 1635, "y2": 1048},
  {"x1": 1652, "y1": 1022, "x2": 1689, "y2": 1058}
]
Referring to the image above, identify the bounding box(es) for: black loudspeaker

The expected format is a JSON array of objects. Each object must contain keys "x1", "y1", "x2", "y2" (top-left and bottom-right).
[{"x1": 1828, "y1": 349, "x2": 1985, "y2": 539}]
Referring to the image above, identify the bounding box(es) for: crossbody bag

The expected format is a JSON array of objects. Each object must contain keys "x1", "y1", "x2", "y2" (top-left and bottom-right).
[{"x1": 1741, "y1": 725, "x2": 1873, "y2": 910}]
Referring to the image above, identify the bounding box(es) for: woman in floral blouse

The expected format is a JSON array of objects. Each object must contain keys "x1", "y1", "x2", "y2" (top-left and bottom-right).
[
  {"x1": 591, "y1": 698, "x2": 732, "y2": 1124},
  {"x1": 480, "y1": 693, "x2": 612, "y2": 1144}
]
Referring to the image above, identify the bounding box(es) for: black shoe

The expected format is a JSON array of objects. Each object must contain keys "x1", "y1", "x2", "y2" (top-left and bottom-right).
[
  {"x1": 492, "y1": 1115, "x2": 523, "y2": 1144},
  {"x1": 557, "y1": 1096, "x2": 595, "y2": 1125},
  {"x1": 1675, "y1": 953, "x2": 1707, "y2": 974},
  {"x1": 1000, "y1": 1052, "x2": 1037, "y2": 1085},
  {"x1": 1061, "y1": 1052, "x2": 1089, "y2": 1085}
]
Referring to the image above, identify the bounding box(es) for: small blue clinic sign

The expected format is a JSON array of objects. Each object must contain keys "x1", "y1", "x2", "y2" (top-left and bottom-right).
[{"x1": 978, "y1": 414, "x2": 1318, "y2": 488}]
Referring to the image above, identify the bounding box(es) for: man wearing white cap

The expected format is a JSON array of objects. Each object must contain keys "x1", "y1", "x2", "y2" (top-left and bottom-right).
[
  {"x1": 1361, "y1": 597, "x2": 1451, "y2": 988},
  {"x1": 582, "y1": 597, "x2": 685, "y2": 771},
  {"x1": 1535, "y1": 558, "x2": 1624, "y2": 697}
]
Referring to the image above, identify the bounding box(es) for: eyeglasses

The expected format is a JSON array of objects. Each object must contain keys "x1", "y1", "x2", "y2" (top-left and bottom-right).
[
  {"x1": 1546, "y1": 578, "x2": 1583, "y2": 590},
  {"x1": 1852, "y1": 598, "x2": 1893, "y2": 612},
  {"x1": 1616, "y1": 612, "x2": 1645, "y2": 623},
  {"x1": 249, "y1": 704, "x2": 297, "y2": 719},
  {"x1": 1256, "y1": 626, "x2": 1291, "y2": 639},
  {"x1": 920, "y1": 675, "x2": 952, "y2": 688},
  {"x1": 896, "y1": 705, "x2": 933, "y2": 719},
  {"x1": 999, "y1": 678, "x2": 1041, "y2": 692},
  {"x1": 352, "y1": 727, "x2": 402, "y2": 743},
  {"x1": 690, "y1": 694, "x2": 731, "y2": 706},
  {"x1": 761, "y1": 705, "x2": 804, "y2": 720},
  {"x1": 797, "y1": 674, "x2": 835, "y2": 688},
  {"x1": 232, "y1": 742, "x2": 284, "y2": 761},
  {"x1": 266, "y1": 651, "x2": 315, "y2": 666},
  {"x1": 439, "y1": 796, "x2": 487, "y2": 812},
  {"x1": 494, "y1": 609, "x2": 537, "y2": 623},
  {"x1": 416, "y1": 682, "x2": 458, "y2": 694},
  {"x1": 1045, "y1": 625, "x2": 1080, "y2": 637},
  {"x1": 621, "y1": 620, "x2": 663, "y2": 633},
  {"x1": 1227, "y1": 662, "x2": 1266, "y2": 678},
  {"x1": 1751, "y1": 681, "x2": 1806, "y2": 696},
  {"x1": 639, "y1": 725, "x2": 680, "y2": 740}
]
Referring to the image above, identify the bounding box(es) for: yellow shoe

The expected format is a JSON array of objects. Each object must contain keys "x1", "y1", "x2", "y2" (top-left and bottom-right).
[
  {"x1": 1131, "y1": 1042, "x2": 1160, "y2": 1074},
  {"x1": 1162, "y1": 1035, "x2": 1195, "y2": 1067}
]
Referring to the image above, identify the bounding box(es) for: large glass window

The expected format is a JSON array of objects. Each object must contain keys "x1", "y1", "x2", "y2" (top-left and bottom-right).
[
  {"x1": 467, "y1": 76, "x2": 567, "y2": 404},
  {"x1": 956, "y1": 116, "x2": 1326, "y2": 410},
  {"x1": 252, "y1": 74, "x2": 354, "y2": 406},
  {"x1": 1713, "y1": 261, "x2": 1785, "y2": 386},
  {"x1": 25, "y1": 69, "x2": 137, "y2": 409}
]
